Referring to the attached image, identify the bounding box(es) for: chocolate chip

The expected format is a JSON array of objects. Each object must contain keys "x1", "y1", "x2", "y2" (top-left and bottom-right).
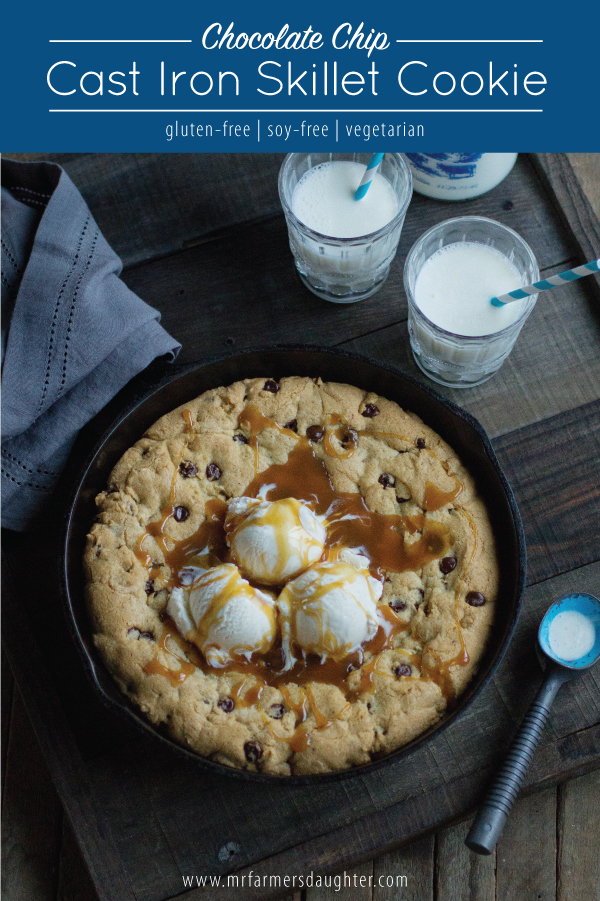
[
  {"x1": 416, "y1": 438, "x2": 426, "y2": 449},
  {"x1": 466, "y1": 591, "x2": 486, "y2": 607},
  {"x1": 233, "y1": 433, "x2": 249, "y2": 444},
  {"x1": 179, "y1": 460, "x2": 198, "y2": 478},
  {"x1": 503, "y1": 200, "x2": 514, "y2": 211},
  {"x1": 244, "y1": 741, "x2": 263, "y2": 762},
  {"x1": 284, "y1": 419, "x2": 298, "y2": 432},
  {"x1": 218, "y1": 698, "x2": 235, "y2": 713},
  {"x1": 144, "y1": 579, "x2": 155, "y2": 595},
  {"x1": 396, "y1": 496, "x2": 410, "y2": 504},
  {"x1": 418, "y1": 588, "x2": 425, "y2": 598},
  {"x1": 127, "y1": 628, "x2": 153, "y2": 641},
  {"x1": 362, "y1": 403, "x2": 380, "y2": 418},
  {"x1": 379, "y1": 473, "x2": 396, "y2": 489},
  {"x1": 367, "y1": 702, "x2": 372, "y2": 712},
  {"x1": 270, "y1": 704, "x2": 285, "y2": 719},
  {"x1": 173, "y1": 505, "x2": 190, "y2": 522},
  {"x1": 389, "y1": 598, "x2": 407, "y2": 612},
  {"x1": 341, "y1": 428, "x2": 357, "y2": 445},
  {"x1": 206, "y1": 463, "x2": 222, "y2": 481},
  {"x1": 263, "y1": 380, "x2": 279, "y2": 393},
  {"x1": 440, "y1": 556, "x2": 457, "y2": 574},
  {"x1": 306, "y1": 425, "x2": 325, "y2": 442},
  {"x1": 393, "y1": 664, "x2": 412, "y2": 678}
]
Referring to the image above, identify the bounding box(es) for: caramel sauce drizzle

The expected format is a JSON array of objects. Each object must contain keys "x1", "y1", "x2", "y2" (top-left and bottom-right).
[
  {"x1": 138, "y1": 402, "x2": 476, "y2": 725},
  {"x1": 268, "y1": 683, "x2": 349, "y2": 752},
  {"x1": 231, "y1": 676, "x2": 266, "y2": 708},
  {"x1": 323, "y1": 414, "x2": 358, "y2": 459},
  {"x1": 143, "y1": 624, "x2": 197, "y2": 686}
]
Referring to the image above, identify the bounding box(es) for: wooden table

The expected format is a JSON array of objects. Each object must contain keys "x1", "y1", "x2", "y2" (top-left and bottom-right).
[{"x1": 2, "y1": 152, "x2": 600, "y2": 901}]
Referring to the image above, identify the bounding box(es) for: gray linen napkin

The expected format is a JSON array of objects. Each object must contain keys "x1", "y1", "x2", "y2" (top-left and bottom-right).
[{"x1": 1, "y1": 159, "x2": 181, "y2": 530}]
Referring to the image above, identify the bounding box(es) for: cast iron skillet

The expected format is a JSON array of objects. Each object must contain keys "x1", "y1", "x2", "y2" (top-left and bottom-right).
[{"x1": 60, "y1": 345, "x2": 526, "y2": 784}]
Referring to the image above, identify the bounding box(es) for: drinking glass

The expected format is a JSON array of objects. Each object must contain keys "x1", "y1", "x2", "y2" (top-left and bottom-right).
[
  {"x1": 404, "y1": 216, "x2": 539, "y2": 388},
  {"x1": 279, "y1": 152, "x2": 412, "y2": 303}
]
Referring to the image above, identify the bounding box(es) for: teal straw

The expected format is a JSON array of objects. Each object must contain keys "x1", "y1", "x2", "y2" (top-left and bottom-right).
[
  {"x1": 355, "y1": 153, "x2": 385, "y2": 200},
  {"x1": 491, "y1": 259, "x2": 600, "y2": 306}
]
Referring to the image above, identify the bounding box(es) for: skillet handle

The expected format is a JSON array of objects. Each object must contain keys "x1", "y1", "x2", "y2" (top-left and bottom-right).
[{"x1": 465, "y1": 670, "x2": 565, "y2": 855}]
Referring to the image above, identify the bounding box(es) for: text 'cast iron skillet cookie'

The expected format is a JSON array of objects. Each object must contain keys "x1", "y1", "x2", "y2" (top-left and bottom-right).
[{"x1": 60, "y1": 345, "x2": 526, "y2": 784}]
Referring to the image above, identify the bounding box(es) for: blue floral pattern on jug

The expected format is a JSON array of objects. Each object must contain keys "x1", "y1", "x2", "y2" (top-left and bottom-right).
[{"x1": 406, "y1": 153, "x2": 484, "y2": 180}]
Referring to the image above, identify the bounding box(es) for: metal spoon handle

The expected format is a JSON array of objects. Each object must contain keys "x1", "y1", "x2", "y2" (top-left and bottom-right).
[{"x1": 465, "y1": 672, "x2": 563, "y2": 855}]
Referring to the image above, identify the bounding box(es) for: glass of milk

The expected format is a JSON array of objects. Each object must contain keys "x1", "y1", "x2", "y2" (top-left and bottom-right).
[
  {"x1": 278, "y1": 153, "x2": 413, "y2": 303},
  {"x1": 404, "y1": 217, "x2": 539, "y2": 388}
]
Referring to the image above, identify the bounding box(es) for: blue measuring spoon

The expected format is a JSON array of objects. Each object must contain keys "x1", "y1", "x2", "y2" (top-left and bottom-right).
[{"x1": 466, "y1": 593, "x2": 600, "y2": 855}]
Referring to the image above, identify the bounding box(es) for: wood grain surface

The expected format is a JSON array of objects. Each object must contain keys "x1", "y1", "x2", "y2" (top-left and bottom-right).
[{"x1": 2, "y1": 152, "x2": 599, "y2": 901}]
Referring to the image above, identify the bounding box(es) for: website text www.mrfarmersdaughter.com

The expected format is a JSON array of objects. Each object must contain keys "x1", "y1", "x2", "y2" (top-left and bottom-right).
[{"x1": 182, "y1": 870, "x2": 408, "y2": 891}]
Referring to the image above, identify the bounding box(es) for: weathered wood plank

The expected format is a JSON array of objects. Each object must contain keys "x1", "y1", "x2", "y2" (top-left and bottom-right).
[
  {"x1": 306, "y1": 859, "x2": 373, "y2": 900},
  {"x1": 557, "y1": 769, "x2": 600, "y2": 901},
  {"x1": 120, "y1": 218, "x2": 586, "y2": 374},
  {"x1": 373, "y1": 835, "x2": 434, "y2": 901},
  {"x1": 492, "y1": 400, "x2": 600, "y2": 585},
  {"x1": 568, "y1": 154, "x2": 600, "y2": 221},
  {"x1": 1, "y1": 649, "x2": 15, "y2": 802},
  {"x1": 436, "y1": 820, "x2": 495, "y2": 901},
  {"x1": 1, "y1": 689, "x2": 62, "y2": 901},
  {"x1": 534, "y1": 154, "x2": 600, "y2": 264},
  {"x1": 1, "y1": 552, "x2": 139, "y2": 901},
  {"x1": 3, "y1": 154, "x2": 579, "y2": 271},
  {"x1": 56, "y1": 819, "x2": 100, "y2": 901},
  {"x1": 496, "y1": 789, "x2": 557, "y2": 901},
  {"x1": 172, "y1": 732, "x2": 599, "y2": 901}
]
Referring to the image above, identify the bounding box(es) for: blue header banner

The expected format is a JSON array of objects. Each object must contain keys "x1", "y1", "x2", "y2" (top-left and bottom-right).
[{"x1": 2, "y1": 0, "x2": 599, "y2": 151}]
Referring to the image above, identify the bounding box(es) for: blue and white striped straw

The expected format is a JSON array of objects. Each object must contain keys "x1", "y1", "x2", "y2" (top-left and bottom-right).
[
  {"x1": 354, "y1": 153, "x2": 385, "y2": 200},
  {"x1": 491, "y1": 259, "x2": 600, "y2": 306}
]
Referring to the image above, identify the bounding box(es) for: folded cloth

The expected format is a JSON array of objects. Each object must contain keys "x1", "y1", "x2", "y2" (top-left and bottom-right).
[{"x1": 1, "y1": 159, "x2": 181, "y2": 530}]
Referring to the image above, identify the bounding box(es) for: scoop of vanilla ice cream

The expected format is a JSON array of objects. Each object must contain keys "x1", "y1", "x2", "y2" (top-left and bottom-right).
[
  {"x1": 278, "y1": 552, "x2": 383, "y2": 667},
  {"x1": 167, "y1": 563, "x2": 276, "y2": 666},
  {"x1": 225, "y1": 496, "x2": 326, "y2": 585}
]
